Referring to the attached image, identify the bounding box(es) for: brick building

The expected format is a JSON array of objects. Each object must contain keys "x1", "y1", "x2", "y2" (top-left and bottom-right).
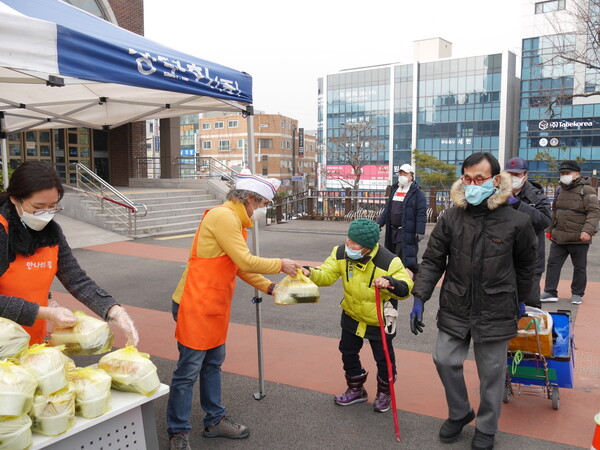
[{"x1": 196, "y1": 113, "x2": 318, "y2": 188}]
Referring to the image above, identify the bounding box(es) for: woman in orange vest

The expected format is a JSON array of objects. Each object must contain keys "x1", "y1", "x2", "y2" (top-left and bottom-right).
[
  {"x1": 0, "y1": 161, "x2": 138, "y2": 346},
  {"x1": 167, "y1": 169, "x2": 300, "y2": 450}
]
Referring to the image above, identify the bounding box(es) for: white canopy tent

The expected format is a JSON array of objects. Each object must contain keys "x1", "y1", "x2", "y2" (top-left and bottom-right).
[
  {"x1": 0, "y1": 0, "x2": 270, "y2": 398},
  {"x1": 0, "y1": 0, "x2": 254, "y2": 185}
]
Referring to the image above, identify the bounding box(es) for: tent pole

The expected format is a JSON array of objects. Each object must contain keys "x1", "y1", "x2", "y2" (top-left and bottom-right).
[
  {"x1": 246, "y1": 107, "x2": 266, "y2": 400},
  {"x1": 1, "y1": 113, "x2": 9, "y2": 190}
]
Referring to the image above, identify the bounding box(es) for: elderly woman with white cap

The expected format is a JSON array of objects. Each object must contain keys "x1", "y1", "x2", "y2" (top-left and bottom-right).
[
  {"x1": 167, "y1": 170, "x2": 300, "y2": 449},
  {"x1": 378, "y1": 163, "x2": 427, "y2": 276}
]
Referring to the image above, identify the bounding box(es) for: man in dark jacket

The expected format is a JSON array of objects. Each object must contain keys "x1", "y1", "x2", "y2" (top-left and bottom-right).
[
  {"x1": 504, "y1": 157, "x2": 552, "y2": 308},
  {"x1": 540, "y1": 160, "x2": 600, "y2": 305},
  {"x1": 409, "y1": 153, "x2": 537, "y2": 450},
  {"x1": 378, "y1": 164, "x2": 427, "y2": 275}
]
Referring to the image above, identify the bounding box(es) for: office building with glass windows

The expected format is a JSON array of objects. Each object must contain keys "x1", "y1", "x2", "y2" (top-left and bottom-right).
[
  {"x1": 317, "y1": 38, "x2": 519, "y2": 190},
  {"x1": 519, "y1": 0, "x2": 600, "y2": 178}
]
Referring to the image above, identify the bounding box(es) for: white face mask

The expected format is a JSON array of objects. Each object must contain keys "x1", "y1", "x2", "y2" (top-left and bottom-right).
[
  {"x1": 251, "y1": 206, "x2": 267, "y2": 224},
  {"x1": 511, "y1": 175, "x2": 525, "y2": 190},
  {"x1": 398, "y1": 176, "x2": 410, "y2": 186},
  {"x1": 20, "y1": 211, "x2": 55, "y2": 231},
  {"x1": 560, "y1": 174, "x2": 573, "y2": 185}
]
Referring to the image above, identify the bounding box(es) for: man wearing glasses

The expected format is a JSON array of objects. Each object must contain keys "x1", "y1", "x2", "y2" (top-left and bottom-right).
[{"x1": 408, "y1": 152, "x2": 537, "y2": 450}]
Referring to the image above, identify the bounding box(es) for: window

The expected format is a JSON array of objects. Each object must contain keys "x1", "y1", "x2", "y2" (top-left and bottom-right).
[
  {"x1": 202, "y1": 141, "x2": 212, "y2": 150},
  {"x1": 228, "y1": 120, "x2": 238, "y2": 128},
  {"x1": 202, "y1": 123, "x2": 211, "y2": 130},
  {"x1": 237, "y1": 139, "x2": 246, "y2": 149},
  {"x1": 218, "y1": 140, "x2": 230, "y2": 152},
  {"x1": 281, "y1": 120, "x2": 286, "y2": 128},
  {"x1": 535, "y1": 0, "x2": 565, "y2": 14},
  {"x1": 214, "y1": 121, "x2": 224, "y2": 129},
  {"x1": 258, "y1": 138, "x2": 273, "y2": 149}
]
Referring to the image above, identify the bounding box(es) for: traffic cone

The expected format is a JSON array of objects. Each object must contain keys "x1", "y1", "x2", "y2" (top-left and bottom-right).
[{"x1": 592, "y1": 413, "x2": 600, "y2": 450}]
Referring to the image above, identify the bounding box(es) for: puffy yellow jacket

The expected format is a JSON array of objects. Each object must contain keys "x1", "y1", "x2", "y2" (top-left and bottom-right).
[{"x1": 308, "y1": 243, "x2": 413, "y2": 338}]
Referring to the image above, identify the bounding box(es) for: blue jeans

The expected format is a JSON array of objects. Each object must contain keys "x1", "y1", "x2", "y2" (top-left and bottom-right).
[{"x1": 167, "y1": 301, "x2": 226, "y2": 436}]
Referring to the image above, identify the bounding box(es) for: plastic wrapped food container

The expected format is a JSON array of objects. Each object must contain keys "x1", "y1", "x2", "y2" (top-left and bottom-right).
[
  {"x1": 0, "y1": 414, "x2": 32, "y2": 450},
  {"x1": 18, "y1": 344, "x2": 68, "y2": 395},
  {"x1": 98, "y1": 346, "x2": 160, "y2": 395},
  {"x1": 68, "y1": 366, "x2": 112, "y2": 419},
  {"x1": 0, "y1": 318, "x2": 30, "y2": 359},
  {"x1": 31, "y1": 385, "x2": 76, "y2": 436},
  {"x1": 77, "y1": 392, "x2": 111, "y2": 419},
  {"x1": 274, "y1": 271, "x2": 321, "y2": 305},
  {"x1": 0, "y1": 361, "x2": 37, "y2": 416},
  {"x1": 50, "y1": 311, "x2": 114, "y2": 355}
]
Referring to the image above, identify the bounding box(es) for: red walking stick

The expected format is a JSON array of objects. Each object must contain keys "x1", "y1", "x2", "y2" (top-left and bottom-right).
[{"x1": 375, "y1": 287, "x2": 401, "y2": 441}]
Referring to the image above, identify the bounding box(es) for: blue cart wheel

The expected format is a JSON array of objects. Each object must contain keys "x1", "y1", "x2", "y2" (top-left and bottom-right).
[{"x1": 551, "y1": 387, "x2": 559, "y2": 410}]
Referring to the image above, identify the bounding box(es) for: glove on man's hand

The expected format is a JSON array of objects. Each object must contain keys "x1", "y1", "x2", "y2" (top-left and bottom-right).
[
  {"x1": 507, "y1": 196, "x2": 520, "y2": 206},
  {"x1": 519, "y1": 302, "x2": 527, "y2": 318},
  {"x1": 107, "y1": 305, "x2": 139, "y2": 347},
  {"x1": 410, "y1": 298, "x2": 425, "y2": 335}
]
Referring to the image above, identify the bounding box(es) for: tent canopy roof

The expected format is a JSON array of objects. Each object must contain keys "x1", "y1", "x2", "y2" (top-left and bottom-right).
[{"x1": 0, "y1": 0, "x2": 253, "y2": 132}]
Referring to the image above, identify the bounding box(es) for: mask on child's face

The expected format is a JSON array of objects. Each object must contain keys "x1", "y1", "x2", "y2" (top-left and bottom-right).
[{"x1": 345, "y1": 247, "x2": 364, "y2": 260}]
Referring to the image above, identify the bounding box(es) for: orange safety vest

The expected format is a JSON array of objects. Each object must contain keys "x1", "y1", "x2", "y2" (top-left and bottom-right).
[
  {"x1": 0, "y1": 214, "x2": 58, "y2": 344},
  {"x1": 175, "y1": 206, "x2": 247, "y2": 350}
]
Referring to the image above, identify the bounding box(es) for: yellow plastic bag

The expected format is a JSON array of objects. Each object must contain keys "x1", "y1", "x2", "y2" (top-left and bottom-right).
[
  {"x1": 68, "y1": 366, "x2": 112, "y2": 419},
  {"x1": 30, "y1": 384, "x2": 76, "y2": 436},
  {"x1": 98, "y1": 346, "x2": 160, "y2": 395},
  {"x1": 0, "y1": 318, "x2": 30, "y2": 359},
  {"x1": 0, "y1": 360, "x2": 37, "y2": 417},
  {"x1": 0, "y1": 414, "x2": 32, "y2": 450},
  {"x1": 274, "y1": 270, "x2": 320, "y2": 305},
  {"x1": 49, "y1": 310, "x2": 114, "y2": 355},
  {"x1": 17, "y1": 344, "x2": 69, "y2": 395}
]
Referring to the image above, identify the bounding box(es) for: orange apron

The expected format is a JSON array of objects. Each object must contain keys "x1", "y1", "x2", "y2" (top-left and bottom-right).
[
  {"x1": 175, "y1": 206, "x2": 247, "y2": 351},
  {"x1": 0, "y1": 215, "x2": 58, "y2": 344}
]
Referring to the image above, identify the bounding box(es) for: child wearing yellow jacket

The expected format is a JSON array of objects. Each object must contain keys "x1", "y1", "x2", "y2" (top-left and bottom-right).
[{"x1": 302, "y1": 218, "x2": 413, "y2": 413}]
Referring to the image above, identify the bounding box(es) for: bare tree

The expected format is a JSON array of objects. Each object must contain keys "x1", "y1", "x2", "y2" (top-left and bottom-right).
[
  {"x1": 327, "y1": 121, "x2": 382, "y2": 195},
  {"x1": 539, "y1": 0, "x2": 600, "y2": 115}
]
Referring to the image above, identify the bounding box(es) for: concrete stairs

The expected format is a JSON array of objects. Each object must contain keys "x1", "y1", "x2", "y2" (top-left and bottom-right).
[{"x1": 75, "y1": 188, "x2": 222, "y2": 238}]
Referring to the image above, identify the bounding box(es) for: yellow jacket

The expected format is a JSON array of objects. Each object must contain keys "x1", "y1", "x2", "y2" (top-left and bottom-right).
[{"x1": 172, "y1": 201, "x2": 282, "y2": 304}]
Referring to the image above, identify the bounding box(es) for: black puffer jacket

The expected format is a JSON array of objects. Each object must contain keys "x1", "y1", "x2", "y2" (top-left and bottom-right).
[
  {"x1": 412, "y1": 172, "x2": 538, "y2": 343},
  {"x1": 511, "y1": 179, "x2": 552, "y2": 274},
  {"x1": 549, "y1": 176, "x2": 600, "y2": 245}
]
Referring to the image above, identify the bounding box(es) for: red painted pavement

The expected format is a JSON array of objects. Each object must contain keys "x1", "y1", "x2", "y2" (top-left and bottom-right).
[{"x1": 52, "y1": 241, "x2": 600, "y2": 448}]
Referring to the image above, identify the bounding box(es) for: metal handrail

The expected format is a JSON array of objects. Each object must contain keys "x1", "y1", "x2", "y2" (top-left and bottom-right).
[
  {"x1": 134, "y1": 156, "x2": 240, "y2": 186},
  {"x1": 73, "y1": 163, "x2": 147, "y2": 236}
]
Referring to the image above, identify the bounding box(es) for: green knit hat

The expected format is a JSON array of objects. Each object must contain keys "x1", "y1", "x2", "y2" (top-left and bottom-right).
[{"x1": 347, "y1": 219, "x2": 380, "y2": 249}]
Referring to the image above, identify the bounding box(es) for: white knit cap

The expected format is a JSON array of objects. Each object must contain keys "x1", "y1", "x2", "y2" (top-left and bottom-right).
[
  {"x1": 235, "y1": 169, "x2": 281, "y2": 201},
  {"x1": 399, "y1": 164, "x2": 414, "y2": 174}
]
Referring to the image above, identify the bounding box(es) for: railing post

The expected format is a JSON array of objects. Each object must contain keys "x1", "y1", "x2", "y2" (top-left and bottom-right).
[
  {"x1": 344, "y1": 188, "x2": 352, "y2": 216},
  {"x1": 307, "y1": 188, "x2": 314, "y2": 218},
  {"x1": 429, "y1": 187, "x2": 437, "y2": 222},
  {"x1": 275, "y1": 196, "x2": 283, "y2": 223}
]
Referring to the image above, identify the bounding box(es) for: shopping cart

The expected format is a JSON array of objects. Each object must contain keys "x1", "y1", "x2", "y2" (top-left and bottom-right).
[{"x1": 504, "y1": 310, "x2": 574, "y2": 410}]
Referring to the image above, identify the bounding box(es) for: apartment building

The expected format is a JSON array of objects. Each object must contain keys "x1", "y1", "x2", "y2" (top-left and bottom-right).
[{"x1": 197, "y1": 113, "x2": 318, "y2": 188}]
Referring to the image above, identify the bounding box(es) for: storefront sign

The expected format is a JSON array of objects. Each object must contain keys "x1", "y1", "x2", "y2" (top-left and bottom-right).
[{"x1": 538, "y1": 119, "x2": 594, "y2": 130}]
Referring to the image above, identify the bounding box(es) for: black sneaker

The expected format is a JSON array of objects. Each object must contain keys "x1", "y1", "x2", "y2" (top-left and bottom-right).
[
  {"x1": 439, "y1": 409, "x2": 475, "y2": 443},
  {"x1": 203, "y1": 416, "x2": 250, "y2": 439},
  {"x1": 471, "y1": 428, "x2": 495, "y2": 450}
]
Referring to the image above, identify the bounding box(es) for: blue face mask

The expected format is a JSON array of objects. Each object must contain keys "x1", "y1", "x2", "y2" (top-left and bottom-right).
[
  {"x1": 345, "y1": 247, "x2": 364, "y2": 260},
  {"x1": 464, "y1": 179, "x2": 496, "y2": 206}
]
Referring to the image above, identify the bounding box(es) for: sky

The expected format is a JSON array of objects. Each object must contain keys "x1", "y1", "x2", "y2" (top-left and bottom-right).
[{"x1": 144, "y1": 0, "x2": 524, "y2": 131}]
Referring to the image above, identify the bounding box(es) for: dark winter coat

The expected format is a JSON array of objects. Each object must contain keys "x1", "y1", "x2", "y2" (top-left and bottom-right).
[
  {"x1": 0, "y1": 202, "x2": 118, "y2": 326},
  {"x1": 511, "y1": 178, "x2": 552, "y2": 274},
  {"x1": 548, "y1": 176, "x2": 600, "y2": 245},
  {"x1": 378, "y1": 181, "x2": 427, "y2": 271},
  {"x1": 412, "y1": 172, "x2": 538, "y2": 343}
]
